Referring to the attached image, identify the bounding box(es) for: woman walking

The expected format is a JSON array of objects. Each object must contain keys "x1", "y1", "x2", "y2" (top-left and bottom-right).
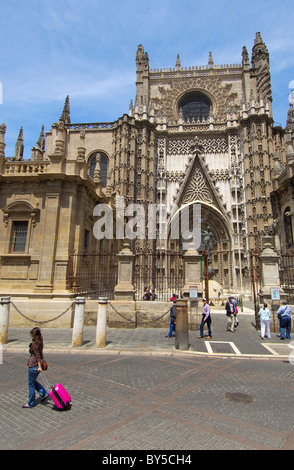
[
  {"x1": 22, "y1": 327, "x2": 48, "y2": 408},
  {"x1": 258, "y1": 303, "x2": 271, "y2": 339}
]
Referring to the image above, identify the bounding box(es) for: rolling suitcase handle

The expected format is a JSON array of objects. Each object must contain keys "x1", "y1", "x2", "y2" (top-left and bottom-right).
[{"x1": 39, "y1": 371, "x2": 51, "y2": 392}]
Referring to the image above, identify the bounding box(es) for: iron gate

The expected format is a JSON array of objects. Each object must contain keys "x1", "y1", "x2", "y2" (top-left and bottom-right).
[
  {"x1": 133, "y1": 249, "x2": 185, "y2": 301},
  {"x1": 67, "y1": 251, "x2": 118, "y2": 299},
  {"x1": 279, "y1": 250, "x2": 294, "y2": 304}
]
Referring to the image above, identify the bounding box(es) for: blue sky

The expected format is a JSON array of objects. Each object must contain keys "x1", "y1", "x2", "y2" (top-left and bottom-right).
[{"x1": 1, "y1": 0, "x2": 294, "y2": 158}]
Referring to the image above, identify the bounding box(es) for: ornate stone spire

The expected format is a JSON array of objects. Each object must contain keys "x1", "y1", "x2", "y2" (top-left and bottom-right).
[
  {"x1": 60, "y1": 95, "x2": 70, "y2": 124},
  {"x1": 286, "y1": 102, "x2": 294, "y2": 133},
  {"x1": 254, "y1": 32, "x2": 264, "y2": 47},
  {"x1": 242, "y1": 46, "x2": 250, "y2": 69},
  {"x1": 252, "y1": 32, "x2": 269, "y2": 66},
  {"x1": 0, "y1": 123, "x2": 6, "y2": 158},
  {"x1": 31, "y1": 125, "x2": 45, "y2": 160},
  {"x1": 135, "y1": 45, "x2": 149, "y2": 110},
  {"x1": 136, "y1": 44, "x2": 149, "y2": 69},
  {"x1": 176, "y1": 53, "x2": 181, "y2": 70},
  {"x1": 14, "y1": 127, "x2": 24, "y2": 160},
  {"x1": 36, "y1": 125, "x2": 45, "y2": 151},
  {"x1": 251, "y1": 32, "x2": 272, "y2": 103},
  {"x1": 208, "y1": 51, "x2": 214, "y2": 68}
]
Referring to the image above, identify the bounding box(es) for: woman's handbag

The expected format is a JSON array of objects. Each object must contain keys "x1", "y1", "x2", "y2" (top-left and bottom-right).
[{"x1": 41, "y1": 359, "x2": 48, "y2": 370}]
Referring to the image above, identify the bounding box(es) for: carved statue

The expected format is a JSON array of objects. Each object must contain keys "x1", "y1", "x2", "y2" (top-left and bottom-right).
[{"x1": 202, "y1": 226, "x2": 216, "y2": 260}]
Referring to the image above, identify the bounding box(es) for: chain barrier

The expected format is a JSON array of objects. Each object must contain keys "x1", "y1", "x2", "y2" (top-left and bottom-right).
[
  {"x1": 11, "y1": 301, "x2": 74, "y2": 325},
  {"x1": 10, "y1": 299, "x2": 170, "y2": 327},
  {"x1": 108, "y1": 302, "x2": 171, "y2": 325}
]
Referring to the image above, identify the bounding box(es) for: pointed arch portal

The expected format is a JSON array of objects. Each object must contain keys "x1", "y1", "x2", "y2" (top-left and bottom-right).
[{"x1": 168, "y1": 201, "x2": 235, "y2": 293}]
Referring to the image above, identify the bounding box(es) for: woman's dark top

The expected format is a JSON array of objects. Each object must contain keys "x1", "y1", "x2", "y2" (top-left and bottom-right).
[{"x1": 27, "y1": 341, "x2": 43, "y2": 368}]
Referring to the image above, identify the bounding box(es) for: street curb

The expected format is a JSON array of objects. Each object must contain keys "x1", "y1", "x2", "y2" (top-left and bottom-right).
[{"x1": 2, "y1": 344, "x2": 291, "y2": 361}]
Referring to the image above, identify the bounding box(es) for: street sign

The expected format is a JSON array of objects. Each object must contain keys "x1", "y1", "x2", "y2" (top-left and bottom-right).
[
  {"x1": 189, "y1": 286, "x2": 198, "y2": 299},
  {"x1": 271, "y1": 288, "x2": 280, "y2": 301}
]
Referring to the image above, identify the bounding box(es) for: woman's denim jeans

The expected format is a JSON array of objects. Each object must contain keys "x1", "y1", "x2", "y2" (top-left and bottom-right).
[{"x1": 28, "y1": 367, "x2": 47, "y2": 407}]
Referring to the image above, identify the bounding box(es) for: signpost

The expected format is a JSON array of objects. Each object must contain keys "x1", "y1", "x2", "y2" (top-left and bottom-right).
[
  {"x1": 189, "y1": 286, "x2": 198, "y2": 299},
  {"x1": 271, "y1": 288, "x2": 280, "y2": 301},
  {"x1": 189, "y1": 286, "x2": 198, "y2": 330}
]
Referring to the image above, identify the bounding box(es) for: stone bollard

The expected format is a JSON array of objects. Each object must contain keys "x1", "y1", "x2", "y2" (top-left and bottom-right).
[
  {"x1": 175, "y1": 299, "x2": 189, "y2": 350},
  {"x1": 72, "y1": 297, "x2": 85, "y2": 347},
  {"x1": 0, "y1": 297, "x2": 11, "y2": 345},
  {"x1": 96, "y1": 297, "x2": 108, "y2": 348}
]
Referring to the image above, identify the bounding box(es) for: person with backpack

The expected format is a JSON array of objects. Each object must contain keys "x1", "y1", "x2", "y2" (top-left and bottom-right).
[{"x1": 276, "y1": 301, "x2": 292, "y2": 340}]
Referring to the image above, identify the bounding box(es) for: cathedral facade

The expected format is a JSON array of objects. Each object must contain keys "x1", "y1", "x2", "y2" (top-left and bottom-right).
[{"x1": 0, "y1": 32, "x2": 292, "y2": 306}]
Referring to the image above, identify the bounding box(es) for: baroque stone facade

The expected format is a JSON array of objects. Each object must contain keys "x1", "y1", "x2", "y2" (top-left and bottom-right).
[{"x1": 0, "y1": 32, "x2": 291, "y2": 308}]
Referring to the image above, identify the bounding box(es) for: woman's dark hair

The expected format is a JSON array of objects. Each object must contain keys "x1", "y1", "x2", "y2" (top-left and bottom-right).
[{"x1": 30, "y1": 327, "x2": 43, "y2": 350}]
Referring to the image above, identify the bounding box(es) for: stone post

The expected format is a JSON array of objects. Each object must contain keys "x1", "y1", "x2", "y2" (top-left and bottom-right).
[
  {"x1": 0, "y1": 297, "x2": 11, "y2": 345},
  {"x1": 96, "y1": 297, "x2": 108, "y2": 348},
  {"x1": 259, "y1": 235, "x2": 285, "y2": 332},
  {"x1": 182, "y1": 248, "x2": 202, "y2": 296},
  {"x1": 182, "y1": 248, "x2": 202, "y2": 328},
  {"x1": 175, "y1": 299, "x2": 189, "y2": 350},
  {"x1": 72, "y1": 297, "x2": 85, "y2": 347},
  {"x1": 114, "y1": 241, "x2": 135, "y2": 300}
]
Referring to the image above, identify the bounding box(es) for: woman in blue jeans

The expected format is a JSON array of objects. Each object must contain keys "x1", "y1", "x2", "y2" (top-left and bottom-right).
[{"x1": 22, "y1": 327, "x2": 48, "y2": 408}]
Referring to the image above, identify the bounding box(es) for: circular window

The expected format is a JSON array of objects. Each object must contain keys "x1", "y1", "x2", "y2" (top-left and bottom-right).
[{"x1": 179, "y1": 92, "x2": 212, "y2": 122}]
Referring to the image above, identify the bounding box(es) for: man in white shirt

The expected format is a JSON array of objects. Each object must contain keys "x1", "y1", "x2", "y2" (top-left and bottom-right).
[{"x1": 198, "y1": 298, "x2": 212, "y2": 339}]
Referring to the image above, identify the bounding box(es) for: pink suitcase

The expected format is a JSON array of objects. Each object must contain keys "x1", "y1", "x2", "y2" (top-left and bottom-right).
[
  {"x1": 49, "y1": 383, "x2": 71, "y2": 410},
  {"x1": 40, "y1": 373, "x2": 71, "y2": 410}
]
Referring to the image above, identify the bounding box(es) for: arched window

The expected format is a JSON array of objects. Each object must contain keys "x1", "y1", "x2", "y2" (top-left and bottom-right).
[
  {"x1": 179, "y1": 92, "x2": 212, "y2": 122},
  {"x1": 3, "y1": 201, "x2": 40, "y2": 254},
  {"x1": 88, "y1": 152, "x2": 108, "y2": 187}
]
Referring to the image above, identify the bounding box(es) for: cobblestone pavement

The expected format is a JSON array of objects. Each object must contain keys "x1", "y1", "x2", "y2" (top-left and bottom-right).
[
  {"x1": 1, "y1": 350, "x2": 294, "y2": 451},
  {"x1": 1, "y1": 312, "x2": 294, "y2": 451}
]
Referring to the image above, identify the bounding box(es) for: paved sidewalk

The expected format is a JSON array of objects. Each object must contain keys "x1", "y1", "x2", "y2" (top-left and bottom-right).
[
  {"x1": 1, "y1": 310, "x2": 294, "y2": 451},
  {"x1": 3, "y1": 311, "x2": 294, "y2": 360}
]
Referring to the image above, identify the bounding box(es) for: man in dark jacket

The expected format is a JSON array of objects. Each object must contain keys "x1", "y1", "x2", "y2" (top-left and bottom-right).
[
  {"x1": 225, "y1": 296, "x2": 236, "y2": 332},
  {"x1": 276, "y1": 301, "x2": 292, "y2": 340},
  {"x1": 166, "y1": 301, "x2": 176, "y2": 337}
]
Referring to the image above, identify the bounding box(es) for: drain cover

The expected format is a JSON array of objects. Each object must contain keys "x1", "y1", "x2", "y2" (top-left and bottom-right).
[{"x1": 225, "y1": 392, "x2": 254, "y2": 404}]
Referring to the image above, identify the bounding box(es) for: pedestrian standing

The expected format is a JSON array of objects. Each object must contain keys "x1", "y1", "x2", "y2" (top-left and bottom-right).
[
  {"x1": 166, "y1": 301, "x2": 176, "y2": 337},
  {"x1": 22, "y1": 327, "x2": 48, "y2": 408},
  {"x1": 231, "y1": 296, "x2": 239, "y2": 328},
  {"x1": 198, "y1": 298, "x2": 212, "y2": 339},
  {"x1": 258, "y1": 303, "x2": 271, "y2": 339},
  {"x1": 143, "y1": 287, "x2": 151, "y2": 300},
  {"x1": 225, "y1": 296, "x2": 236, "y2": 332},
  {"x1": 276, "y1": 301, "x2": 292, "y2": 340}
]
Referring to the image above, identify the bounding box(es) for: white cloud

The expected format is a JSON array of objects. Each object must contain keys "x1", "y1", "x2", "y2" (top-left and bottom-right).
[{"x1": 3, "y1": 68, "x2": 135, "y2": 105}]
